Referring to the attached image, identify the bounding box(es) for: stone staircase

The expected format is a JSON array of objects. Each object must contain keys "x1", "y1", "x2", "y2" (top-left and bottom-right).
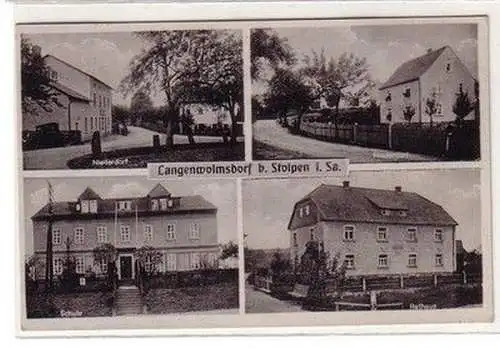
[{"x1": 114, "y1": 286, "x2": 144, "y2": 316}]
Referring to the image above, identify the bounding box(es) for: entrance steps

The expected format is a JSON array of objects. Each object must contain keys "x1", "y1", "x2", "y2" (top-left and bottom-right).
[{"x1": 114, "y1": 286, "x2": 144, "y2": 316}]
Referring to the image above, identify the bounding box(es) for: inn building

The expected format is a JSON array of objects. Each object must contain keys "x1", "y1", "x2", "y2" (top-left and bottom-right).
[
  {"x1": 288, "y1": 182, "x2": 458, "y2": 276},
  {"x1": 23, "y1": 46, "x2": 113, "y2": 142},
  {"x1": 31, "y1": 184, "x2": 220, "y2": 281}
]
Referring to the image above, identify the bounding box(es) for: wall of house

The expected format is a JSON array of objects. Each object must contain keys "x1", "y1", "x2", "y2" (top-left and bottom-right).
[
  {"x1": 318, "y1": 221, "x2": 455, "y2": 276},
  {"x1": 44, "y1": 56, "x2": 91, "y2": 99},
  {"x1": 32, "y1": 212, "x2": 218, "y2": 253},
  {"x1": 420, "y1": 47, "x2": 476, "y2": 123},
  {"x1": 69, "y1": 100, "x2": 92, "y2": 139},
  {"x1": 87, "y1": 78, "x2": 113, "y2": 139},
  {"x1": 379, "y1": 79, "x2": 421, "y2": 124},
  {"x1": 22, "y1": 92, "x2": 70, "y2": 131}
]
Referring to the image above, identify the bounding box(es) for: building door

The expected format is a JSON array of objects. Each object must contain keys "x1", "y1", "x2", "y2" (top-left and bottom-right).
[{"x1": 119, "y1": 255, "x2": 133, "y2": 280}]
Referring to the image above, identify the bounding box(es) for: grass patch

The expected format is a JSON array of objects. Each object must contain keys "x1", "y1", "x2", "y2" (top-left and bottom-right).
[
  {"x1": 144, "y1": 281, "x2": 239, "y2": 314},
  {"x1": 252, "y1": 140, "x2": 312, "y2": 160},
  {"x1": 67, "y1": 142, "x2": 244, "y2": 169},
  {"x1": 26, "y1": 291, "x2": 113, "y2": 318}
]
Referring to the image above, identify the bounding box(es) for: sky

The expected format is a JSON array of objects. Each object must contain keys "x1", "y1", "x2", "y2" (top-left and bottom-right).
[
  {"x1": 23, "y1": 177, "x2": 237, "y2": 257},
  {"x1": 253, "y1": 23, "x2": 478, "y2": 95},
  {"x1": 243, "y1": 169, "x2": 482, "y2": 252}
]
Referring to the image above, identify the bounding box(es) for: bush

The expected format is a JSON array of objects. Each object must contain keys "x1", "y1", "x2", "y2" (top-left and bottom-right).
[{"x1": 149, "y1": 269, "x2": 238, "y2": 289}]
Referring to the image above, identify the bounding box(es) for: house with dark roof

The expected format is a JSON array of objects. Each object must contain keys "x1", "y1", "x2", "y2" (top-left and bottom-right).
[
  {"x1": 288, "y1": 181, "x2": 458, "y2": 276},
  {"x1": 379, "y1": 46, "x2": 476, "y2": 124},
  {"x1": 31, "y1": 184, "x2": 220, "y2": 282},
  {"x1": 23, "y1": 46, "x2": 113, "y2": 142}
]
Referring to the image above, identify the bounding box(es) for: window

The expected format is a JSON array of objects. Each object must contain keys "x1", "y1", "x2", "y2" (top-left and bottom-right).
[
  {"x1": 93, "y1": 93, "x2": 96, "y2": 107},
  {"x1": 52, "y1": 228, "x2": 61, "y2": 245},
  {"x1": 446, "y1": 62, "x2": 452, "y2": 73},
  {"x1": 403, "y1": 88, "x2": 411, "y2": 98},
  {"x1": 166, "y1": 224, "x2": 176, "y2": 240},
  {"x1": 81, "y1": 200, "x2": 89, "y2": 213},
  {"x1": 98, "y1": 259, "x2": 108, "y2": 274},
  {"x1": 435, "y1": 254, "x2": 443, "y2": 266},
  {"x1": 99, "y1": 95, "x2": 102, "y2": 108},
  {"x1": 385, "y1": 92, "x2": 392, "y2": 102},
  {"x1": 120, "y1": 225, "x2": 131, "y2": 242},
  {"x1": 89, "y1": 200, "x2": 97, "y2": 213},
  {"x1": 344, "y1": 254, "x2": 355, "y2": 269},
  {"x1": 434, "y1": 228, "x2": 444, "y2": 242},
  {"x1": 399, "y1": 210, "x2": 407, "y2": 217},
  {"x1": 344, "y1": 225, "x2": 355, "y2": 241},
  {"x1": 96, "y1": 226, "x2": 107, "y2": 243},
  {"x1": 53, "y1": 258, "x2": 63, "y2": 275},
  {"x1": 144, "y1": 225, "x2": 153, "y2": 242},
  {"x1": 75, "y1": 257, "x2": 85, "y2": 274},
  {"x1": 166, "y1": 254, "x2": 177, "y2": 271},
  {"x1": 118, "y1": 201, "x2": 132, "y2": 211},
  {"x1": 378, "y1": 254, "x2": 389, "y2": 268},
  {"x1": 381, "y1": 209, "x2": 391, "y2": 216},
  {"x1": 167, "y1": 199, "x2": 174, "y2": 208},
  {"x1": 298, "y1": 207, "x2": 303, "y2": 218},
  {"x1": 408, "y1": 253, "x2": 417, "y2": 268},
  {"x1": 207, "y1": 253, "x2": 218, "y2": 267},
  {"x1": 189, "y1": 223, "x2": 200, "y2": 240},
  {"x1": 144, "y1": 255, "x2": 153, "y2": 272},
  {"x1": 406, "y1": 228, "x2": 417, "y2": 242},
  {"x1": 74, "y1": 227, "x2": 84, "y2": 244},
  {"x1": 151, "y1": 199, "x2": 158, "y2": 211},
  {"x1": 377, "y1": 227, "x2": 388, "y2": 242},
  {"x1": 84, "y1": 117, "x2": 88, "y2": 132},
  {"x1": 50, "y1": 70, "x2": 58, "y2": 81},
  {"x1": 292, "y1": 233, "x2": 297, "y2": 247},
  {"x1": 159, "y1": 198, "x2": 168, "y2": 210},
  {"x1": 304, "y1": 205, "x2": 311, "y2": 216},
  {"x1": 190, "y1": 252, "x2": 201, "y2": 270}
]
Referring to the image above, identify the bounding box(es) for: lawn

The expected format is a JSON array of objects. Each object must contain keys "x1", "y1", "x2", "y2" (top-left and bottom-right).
[
  {"x1": 67, "y1": 142, "x2": 245, "y2": 169},
  {"x1": 252, "y1": 140, "x2": 312, "y2": 160},
  {"x1": 144, "y1": 281, "x2": 239, "y2": 314},
  {"x1": 26, "y1": 291, "x2": 113, "y2": 318}
]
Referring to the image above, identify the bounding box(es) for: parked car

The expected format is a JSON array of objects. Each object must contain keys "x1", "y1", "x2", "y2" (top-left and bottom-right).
[{"x1": 22, "y1": 122, "x2": 82, "y2": 150}]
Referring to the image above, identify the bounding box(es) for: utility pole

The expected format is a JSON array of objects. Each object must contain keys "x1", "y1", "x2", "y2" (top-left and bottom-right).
[{"x1": 44, "y1": 181, "x2": 54, "y2": 296}]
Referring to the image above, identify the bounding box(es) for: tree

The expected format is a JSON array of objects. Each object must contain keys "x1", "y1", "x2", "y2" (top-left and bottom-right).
[
  {"x1": 270, "y1": 251, "x2": 291, "y2": 279},
  {"x1": 182, "y1": 32, "x2": 243, "y2": 144},
  {"x1": 425, "y1": 90, "x2": 440, "y2": 127},
  {"x1": 464, "y1": 249, "x2": 482, "y2": 276},
  {"x1": 302, "y1": 50, "x2": 372, "y2": 127},
  {"x1": 250, "y1": 29, "x2": 295, "y2": 80},
  {"x1": 130, "y1": 90, "x2": 154, "y2": 126},
  {"x1": 60, "y1": 237, "x2": 79, "y2": 293},
  {"x1": 21, "y1": 37, "x2": 61, "y2": 114},
  {"x1": 264, "y1": 67, "x2": 314, "y2": 133},
  {"x1": 134, "y1": 246, "x2": 163, "y2": 277},
  {"x1": 93, "y1": 243, "x2": 118, "y2": 288},
  {"x1": 220, "y1": 241, "x2": 238, "y2": 260},
  {"x1": 120, "y1": 30, "x2": 222, "y2": 148},
  {"x1": 453, "y1": 84, "x2": 474, "y2": 124},
  {"x1": 402, "y1": 104, "x2": 416, "y2": 123}
]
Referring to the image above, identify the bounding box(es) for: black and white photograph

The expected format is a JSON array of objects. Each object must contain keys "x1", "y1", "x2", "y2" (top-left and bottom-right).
[
  {"x1": 20, "y1": 28, "x2": 244, "y2": 170},
  {"x1": 251, "y1": 21, "x2": 483, "y2": 163},
  {"x1": 23, "y1": 177, "x2": 239, "y2": 320},
  {"x1": 243, "y1": 170, "x2": 485, "y2": 315}
]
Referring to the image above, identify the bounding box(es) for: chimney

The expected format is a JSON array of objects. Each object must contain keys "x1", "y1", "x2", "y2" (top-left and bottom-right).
[
  {"x1": 343, "y1": 181, "x2": 350, "y2": 188},
  {"x1": 395, "y1": 186, "x2": 402, "y2": 192},
  {"x1": 32, "y1": 45, "x2": 42, "y2": 57}
]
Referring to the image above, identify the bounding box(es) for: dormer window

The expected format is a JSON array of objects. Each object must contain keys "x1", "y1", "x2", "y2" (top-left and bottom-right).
[
  {"x1": 304, "y1": 205, "x2": 310, "y2": 216},
  {"x1": 118, "y1": 200, "x2": 132, "y2": 211},
  {"x1": 381, "y1": 209, "x2": 391, "y2": 216},
  {"x1": 399, "y1": 210, "x2": 407, "y2": 217},
  {"x1": 159, "y1": 198, "x2": 168, "y2": 210},
  {"x1": 151, "y1": 199, "x2": 158, "y2": 211},
  {"x1": 167, "y1": 199, "x2": 174, "y2": 208},
  {"x1": 89, "y1": 200, "x2": 97, "y2": 213},
  {"x1": 81, "y1": 200, "x2": 89, "y2": 213},
  {"x1": 403, "y1": 88, "x2": 411, "y2": 98}
]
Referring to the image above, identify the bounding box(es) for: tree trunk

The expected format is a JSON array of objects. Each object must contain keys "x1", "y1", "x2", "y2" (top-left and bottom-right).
[
  {"x1": 335, "y1": 101, "x2": 340, "y2": 140},
  {"x1": 229, "y1": 109, "x2": 237, "y2": 145},
  {"x1": 165, "y1": 119, "x2": 174, "y2": 148}
]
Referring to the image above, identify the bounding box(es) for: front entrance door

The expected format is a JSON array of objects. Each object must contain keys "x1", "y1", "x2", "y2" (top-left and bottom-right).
[{"x1": 119, "y1": 256, "x2": 133, "y2": 280}]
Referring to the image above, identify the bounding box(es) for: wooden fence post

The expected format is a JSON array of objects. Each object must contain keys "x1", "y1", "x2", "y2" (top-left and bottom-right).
[
  {"x1": 362, "y1": 277, "x2": 367, "y2": 292},
  {"x1": 388, "y1": 123, "x2": 393, "y2": 149},
  {"x1": 434, "y1": 274, "x2": 438, "y2": 287},
  {"x1": 370, "y1": 291, "x2": 377, "y2": 310},
  {"x1": 463, "y1": 271, "x2": 467, "y2": 284},
  {"x1": 400, "y1": 274, "x2": 404, "y2": 289}
]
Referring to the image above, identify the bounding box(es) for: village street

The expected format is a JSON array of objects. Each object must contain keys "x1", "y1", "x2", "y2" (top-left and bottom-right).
[
  {"x1": 253, "y1": 120, "x2": 439, "y2": 163},
  {"x1": 23, "y1": 126, "x2": 226, "y2": 170},
  {"x1": 245, "y1": 283, "x2": 303, "y2": 314}
]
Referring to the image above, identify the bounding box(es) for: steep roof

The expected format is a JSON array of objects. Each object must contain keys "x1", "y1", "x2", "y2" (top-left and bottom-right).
[
  {"x1": 44, "y1": 54, "x2": 113, "y2": 90},
  {"x1": 78, "y1": 187, "x2": 102, "y2": 200},
  {"x1": 32, "y1": 188, "x2": 216, "y2": 221},
  {"x1": 147, "y1": 184, "x2": 171, "y2": 198},
  {"x1": 289, "y1": 184, "x2": 457, "y2": 229},
  {"x1": 51, "y1": 82, "x2": 90, "y2": 102},
  {"x1": 379, "y1": 46, "x2": 448, "y2": 90}
]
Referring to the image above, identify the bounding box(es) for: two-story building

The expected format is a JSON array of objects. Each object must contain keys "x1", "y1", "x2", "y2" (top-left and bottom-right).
[
  {"x1": 31, "y1": 184, "x2": 220, "y2": 282},
  {"x1": 379, "y1": 46, "x2": 476, "y2": 124},
  {"x1": 23, "y1": 45, "x2": 113, "y2": 142},
  {"x1": 288, "y1": 182, "x2": 458, "y2": 276}
]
